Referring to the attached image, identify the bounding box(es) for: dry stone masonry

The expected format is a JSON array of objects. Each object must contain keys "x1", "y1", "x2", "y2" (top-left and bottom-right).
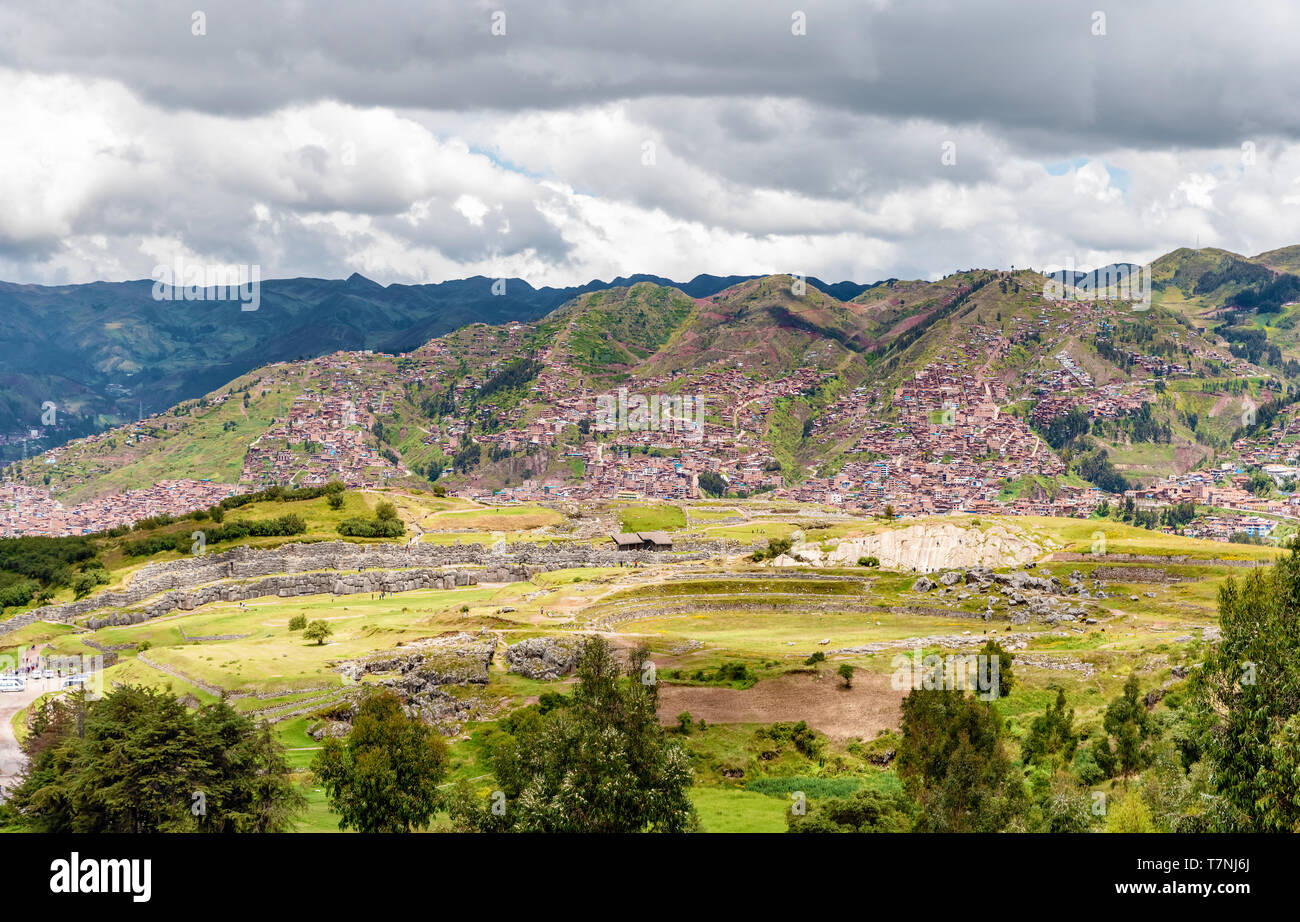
[{"x1": 0, "y1": 538, "x2": 728, "y2": 636}]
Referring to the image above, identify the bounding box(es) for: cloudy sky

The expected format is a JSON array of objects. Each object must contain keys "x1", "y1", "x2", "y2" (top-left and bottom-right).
[{"x1": 2, "y1": 0, "x2": 1300, "y2": 287}]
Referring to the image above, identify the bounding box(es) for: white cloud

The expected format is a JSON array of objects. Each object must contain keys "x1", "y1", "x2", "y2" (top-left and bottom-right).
[{"x1": 5, "y1": 6, "x2": 1300, "y2": 290}]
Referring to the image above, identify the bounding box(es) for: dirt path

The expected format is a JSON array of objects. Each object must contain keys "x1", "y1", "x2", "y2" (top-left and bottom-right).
[
  {"x1": 0, "y1": 677, "x2": 59, "y2": 796},
  {"x1": 656, "y1": 670, "x2": 904, "y2": 741}
]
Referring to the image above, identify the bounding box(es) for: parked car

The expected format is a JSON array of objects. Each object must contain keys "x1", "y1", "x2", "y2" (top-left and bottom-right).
[
  {"x1": 0, "y1": 677, "x2": 26, "y2": 692},
  {"x1": 62, "y1": 675, "x2": 87, "y2": 689}
]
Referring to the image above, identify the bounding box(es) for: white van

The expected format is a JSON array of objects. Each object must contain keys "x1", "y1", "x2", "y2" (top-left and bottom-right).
[{"x1": 0, "y1": 677, "x2": 25, "y2": 692}]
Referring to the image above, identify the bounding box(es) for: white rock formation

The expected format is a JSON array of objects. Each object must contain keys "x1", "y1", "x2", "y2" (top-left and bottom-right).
[{"x1": 775, "y1": 522, "x2": 1054, "y2": 573}]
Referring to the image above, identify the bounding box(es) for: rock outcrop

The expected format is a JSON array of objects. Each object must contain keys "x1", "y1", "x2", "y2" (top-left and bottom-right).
[
  {"x1": 779, "y1": 523, "x2": 1055, "y2": 573},
  {"x1": 505, "y1": 637, "x2": 581, "y2": 679}
]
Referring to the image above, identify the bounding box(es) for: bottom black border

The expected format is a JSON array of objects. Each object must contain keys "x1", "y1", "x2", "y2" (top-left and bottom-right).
[{"x1": 0, "y1": 833, "x2": 1274, "y2": 909}]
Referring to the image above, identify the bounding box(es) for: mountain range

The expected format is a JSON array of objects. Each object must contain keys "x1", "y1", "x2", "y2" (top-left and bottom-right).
[
  {"x1": 7, "y1": 244, "x2": 1300, "y2": 508},
  {"x1": 0, "y1": 270, "x2": 882, "y2": 461}
]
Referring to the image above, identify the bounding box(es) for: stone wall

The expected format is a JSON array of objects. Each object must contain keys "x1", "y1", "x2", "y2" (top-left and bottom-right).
[
  {"x1": 0, "y1": 537, "x2": 736, "y2": 638},
  {"x1": 80, "y1": 565, "x2": 528, "y2": 630},
  {"x1": 123, "y1": 539, "x2": 728, "y2": 595}
]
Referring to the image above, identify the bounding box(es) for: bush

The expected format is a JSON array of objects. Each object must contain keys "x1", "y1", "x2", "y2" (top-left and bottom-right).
[
  {"x1": 804, "y1": 651, "x2": 826, "y2": 666},
  {"x1": 537, "y1": 692, "x2": 569, "y2": 715},
  {"x1": 857, "y1": 556, "x2": 880, "y2": 567},
  {"x1": 787, "y1": 787, "x2": 915, "y2": 833},
  {"x1": 122, "y1": 513, "x2": 308, "y2": 557},
  {"x1": 0, "y1": 535, "x2": 98, "y2": 590},
  {"x1": 0, "y1": 579, "x2": 39, "y2": 610},
  {"x1": 326, "y1": 493, "x2": 344, "y2": 510},
  {"x1": 337, "y1": 516, "x2": 405, "y2": 538},
  {"x1": 752, "y1": 536, "x2": 794, "y2": 562},
  {"x1": 288, "y1": 614, "x2": 307, "y2": 631},
  {"x1": 71, "y1": 570, "x2": 108, "y2": 599},
  {"x1": 756, "y1": 721, "x2": 822, "y2": 759}
]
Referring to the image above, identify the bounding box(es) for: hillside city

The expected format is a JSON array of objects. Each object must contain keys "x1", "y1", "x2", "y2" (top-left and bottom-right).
[{"x1": 3, "y1": 274, "x2": 1296, "y2": 546}]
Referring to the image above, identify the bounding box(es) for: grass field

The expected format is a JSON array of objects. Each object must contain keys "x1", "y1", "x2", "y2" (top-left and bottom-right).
[
  {"x1": 618, "y1": 503, "x2": 687, "y2": 532},
  {"x1": 6, "y1": 506, "x2": 1284, "y2": 834}
]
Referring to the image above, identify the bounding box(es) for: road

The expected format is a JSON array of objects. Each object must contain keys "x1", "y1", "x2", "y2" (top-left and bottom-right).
[{"x1": 0, "y1": 676, "x2": 58, "y2": 797}]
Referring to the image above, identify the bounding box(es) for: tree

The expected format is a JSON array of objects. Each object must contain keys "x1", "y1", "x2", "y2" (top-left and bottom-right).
[
  {"x1": 752, "y1": 536, "x2": 793, "y2": 562},
  {"x1": 311, "y1": 688, "x2": 448, "y2": 832},
  {"x1": 1022, "y1": 687, "x2": 1078, "y2": 768},
  {"x1": 288, "y1": 614, "x2": 307, "y2": 631},
  {"x1": 304, "y1": 620, "x2": 333, "y2": 645},
  {"x1": 326, "y1": 492, "x2": 344, "y2": 510},
  {"x1": 1102, "y1": 675, "x2": 1150, "y2": 778},
  {"x1": 837, "y1": 664, "x2": 855, "y2": 688},
  {"x1": 375, "y1": 501, "x2": 398, "y2": 521},
  {"x1": 70, "y1": 571, "x2": 100, "y2": 599},
  {"x1": 8, "y1": 686, "x2": 303, "y2": 832},
  {"x1": 1104, "y1": 789, "x2": 1155, "y2": 833},
  {"x1": 697, "y1": 471, "x2": 728, "y2": 498},
  {"x1": 895, "y1": 687, "x2": 1024, "y2": 832},
  {"x1": 1027, "y1": 773, "x2": 1095, "y2": 833},
  {"x1": 977, "y1": 639, "x2": 1014, "y2": 700},
  {"x1": 450, "y1": 636, "x2": 697, "y2": 832},
  {"x1": 1194, "y1": 547, "x2": 1300, "y2": 831}
]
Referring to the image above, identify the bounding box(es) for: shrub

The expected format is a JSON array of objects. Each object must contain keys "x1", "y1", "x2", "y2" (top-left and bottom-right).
[
  {"x1": 337, "y1": 515, "x2": 405, "y2": 538},
  {"x1": 757, "y1": 721, "x2": 822, "y2": 759},
  {"x1": 288, "y1": 614, "x2": 307, "y2": 631}
]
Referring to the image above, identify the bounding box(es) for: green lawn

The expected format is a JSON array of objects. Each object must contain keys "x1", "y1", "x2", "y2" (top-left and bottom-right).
[
  {"x1": 691, "y1": 787, "x2": 790, "y2": 832},
  {"x1": 619, "y1": 504, "x2": 687, "y2": 532}
]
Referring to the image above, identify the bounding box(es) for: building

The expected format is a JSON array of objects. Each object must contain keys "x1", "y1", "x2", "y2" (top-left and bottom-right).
[{"x1": 609, "y1": 531, "x2": 674, "y2": 551}]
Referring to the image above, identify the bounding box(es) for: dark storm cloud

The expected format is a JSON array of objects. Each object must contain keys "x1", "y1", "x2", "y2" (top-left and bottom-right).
[{"x1": 1, "y1": 0, "x2": 1296, "y2": 151}]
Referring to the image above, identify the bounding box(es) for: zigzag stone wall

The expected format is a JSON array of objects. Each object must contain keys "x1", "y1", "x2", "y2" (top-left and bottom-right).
[
  {"x1": 123, "y1": 539, "x2": 725, "y2": 594},
  {"x1": 81, "y1": 566, "x2": 524, "y2": 630},
  {"x1": 0, "y1": 538, "x2": 736, "y2": 637}
]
